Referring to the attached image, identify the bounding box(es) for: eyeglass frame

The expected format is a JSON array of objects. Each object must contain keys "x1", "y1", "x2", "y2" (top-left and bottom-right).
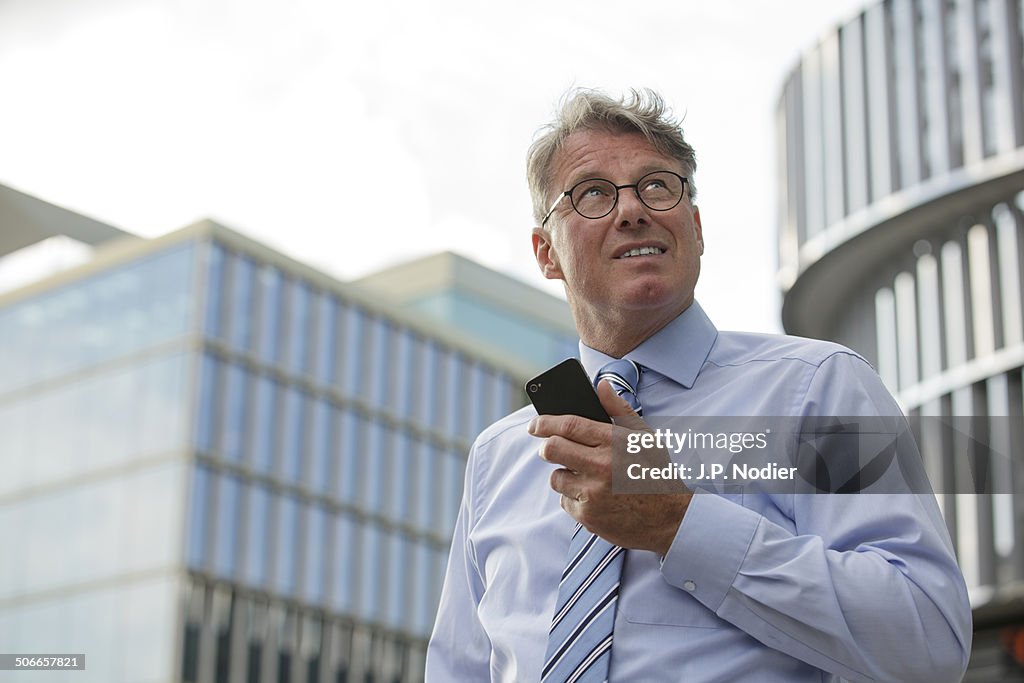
[{"x1": 540, "y1": 170, "x2": 690, "y2": 227}]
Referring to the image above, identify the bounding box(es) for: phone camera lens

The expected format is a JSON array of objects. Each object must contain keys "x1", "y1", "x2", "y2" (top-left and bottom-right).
[{"x1": 529, "y1": 383, "x2": 539, "y2": 393}]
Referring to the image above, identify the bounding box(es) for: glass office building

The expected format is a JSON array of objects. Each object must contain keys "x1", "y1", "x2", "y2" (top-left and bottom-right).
[
  {"x1": 0, "y1": 219, "x2": 533, "y2": 682},
  {"x1": 777, "y1": 0, "x2": 1024, "y2": 678},
  {"x1": 354, "y1": 251, "x2": 578, "y2": 371}
]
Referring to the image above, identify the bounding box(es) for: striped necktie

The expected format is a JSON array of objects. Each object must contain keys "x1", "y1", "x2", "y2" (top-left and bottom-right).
[{"x1": 542, "y1": 359, "x2": 642, "y2": 682}]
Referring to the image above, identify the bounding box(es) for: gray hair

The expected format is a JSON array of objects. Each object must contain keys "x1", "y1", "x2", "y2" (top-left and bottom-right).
[{"x1": 527, "y1": 88, "x2": 698, "y2": 226}]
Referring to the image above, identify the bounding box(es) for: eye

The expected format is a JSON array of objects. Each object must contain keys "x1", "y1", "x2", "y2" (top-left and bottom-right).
[
  {"x1": 570, "y1": 179, "x2": 617, "y2": 217},
  {"x1": 579, "y1": 183, "x2": 611, "y2": 198},
  {"x1": 642, "y1": 179, "x2": 668, "y2": 191}
]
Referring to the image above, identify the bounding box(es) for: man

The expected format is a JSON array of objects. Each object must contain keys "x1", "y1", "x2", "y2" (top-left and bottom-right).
[{"x1": 426, "y1": 88, "x2": 971, "y2": 682}]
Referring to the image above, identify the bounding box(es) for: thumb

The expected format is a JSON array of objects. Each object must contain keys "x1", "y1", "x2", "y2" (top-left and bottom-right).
[{"x1": 597, "y1": 379, "x2": 639, "y2": 420}]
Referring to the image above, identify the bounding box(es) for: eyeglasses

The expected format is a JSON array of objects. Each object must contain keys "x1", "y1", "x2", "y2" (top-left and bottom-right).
[{"x1": 541, "y1": 170, "x2": 688, "y2": 226}]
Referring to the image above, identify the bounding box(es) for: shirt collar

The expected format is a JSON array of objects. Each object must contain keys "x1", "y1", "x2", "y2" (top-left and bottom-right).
[{"x1": 578, "y1": 301, "x2": 718, "y2": 389}]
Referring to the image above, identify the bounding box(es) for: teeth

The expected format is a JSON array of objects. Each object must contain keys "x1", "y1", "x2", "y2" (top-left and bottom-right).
[{"x1": 620, "y1": 247, "x2": 664, "y2": 258}]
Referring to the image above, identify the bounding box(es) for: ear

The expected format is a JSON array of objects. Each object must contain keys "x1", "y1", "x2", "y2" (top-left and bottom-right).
[
  {"x1": 692, "y1": 206, "x2": 704, "y2": 255},
  {"x1": 532, "y1": 227, "x2": 564, "y2": 280}
]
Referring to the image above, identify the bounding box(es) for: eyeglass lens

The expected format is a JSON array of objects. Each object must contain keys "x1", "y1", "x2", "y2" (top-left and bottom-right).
[{"x1": 569, "y1": 171, "x2": 684, "y2": 219}]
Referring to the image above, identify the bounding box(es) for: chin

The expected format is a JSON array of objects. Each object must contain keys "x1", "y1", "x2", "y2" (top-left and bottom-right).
[
  {"x1": 618, "y1": 286, "x2": 688, "y2": 312},
  {"x1": 625, "y1": 278, "x2": 679, "y2": 302}
]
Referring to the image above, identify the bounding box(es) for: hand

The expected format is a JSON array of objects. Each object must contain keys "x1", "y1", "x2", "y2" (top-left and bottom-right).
[{"x1": 528, "y1": 380, "x2": 692, "y2": 556}]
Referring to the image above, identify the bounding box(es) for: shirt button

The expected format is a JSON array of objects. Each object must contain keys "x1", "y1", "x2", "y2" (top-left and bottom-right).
[{"x1": 683, "y1": 580, "x2": 696, "y2": 592}]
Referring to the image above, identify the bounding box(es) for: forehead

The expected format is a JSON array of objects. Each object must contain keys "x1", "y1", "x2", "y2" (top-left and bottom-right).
[{"x1": 549, "y1": 128, "x2": 681, "y2": 190}]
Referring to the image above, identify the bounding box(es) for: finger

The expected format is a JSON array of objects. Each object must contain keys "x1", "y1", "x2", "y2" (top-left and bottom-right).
[
  {"x1": 549, "y1": 467, "x2": 576, "y2": 496},
  {"x1": 550, "y1": 469, "x2": 591, "y2": 511},
  {"x1": 560, "y1": 493, "x2": 577, "y2": 516},
  {"x1": 538, "y1": 434, "x2": 592, "y2": 472},
  {"x1": 529, "y1": 412, "x2": 608, "y2": 447},
  {"x1": 596, "y1": 380, "x2": 647, "y2": 430},
  {"x1": 597, "y1": 379, "x2": 638, "y2": 417}
]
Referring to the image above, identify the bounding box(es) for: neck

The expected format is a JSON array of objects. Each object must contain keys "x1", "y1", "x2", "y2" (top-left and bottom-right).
[{"x1": 572, "y1": 299, "x2": 691, "y2": 358}]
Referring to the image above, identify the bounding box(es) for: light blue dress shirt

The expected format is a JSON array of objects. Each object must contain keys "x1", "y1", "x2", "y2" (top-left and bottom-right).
[{"x1": 426, "y1": 302, "x2": 972, "y2": 682}]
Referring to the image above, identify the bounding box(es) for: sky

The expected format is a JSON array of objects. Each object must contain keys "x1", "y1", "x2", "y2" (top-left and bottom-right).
[{"x1": 0, "y1": 0, "x2": 870, "y2": 333}]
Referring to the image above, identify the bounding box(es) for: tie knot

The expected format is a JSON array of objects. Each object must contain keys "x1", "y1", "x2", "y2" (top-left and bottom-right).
[{"x1": 595, "y1": 359, "x2": 643, "y2": 416}]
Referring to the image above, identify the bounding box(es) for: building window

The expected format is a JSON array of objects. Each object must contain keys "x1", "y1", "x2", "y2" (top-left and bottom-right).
[
  {"x1": 203, "y1": 242, "x2": 226, "y2": 339},
  {"x1": 336, "y1": 408, "x2": 362, "y2": 505},
  {"x1": 278, "y1": 385, "x2": 308, "y2": 485},
  {"x1": 385, "y1": 532, "x2": 410, "y2": 631},
  {"x1": 967, "y1": 223, "x2": 997, "y2": 357},
  {"x1": 1, "y1": 243, "x2": 195, "y2": 394},
  {"x1": 195, "y1": 353, "x2": 220, "y2": 455},
  {"x1": 331, "y1": 513, "x2": 359, "y2": 615},
  {"x1": 187, "y1": 465, "x2": 212, "y2": 570},
  {"x1": 244, "y1": 484, "x2": 271, "y2": 589},
  {"x1": 978, "y1": 0, "x2": 999, "y2": 156},
  {"x1": 257, "y1": 266, "x2": 284, "y2": 365},
  {"x1": 182, "y1": 620, "x2": 200, "y2": 683},
  {"x1": 285, "y1": 280, "x2": 313, "y2": 376},
  {"x1": 392, "y1": 328, "x2": 416, "y2": 420},
  {"x1": 466, "y1": 362, "x2": 488, "y2": 437},
  {"x1": 415, "y1": 341, "x2": 440, "y2": 428},
  {"x1": 864, "y1": 1, "x2": 894, "y2": 202},
  {"x1": 841, "y1": 16, "x2": 869, "y2": 212},
  {"x1": 273, "y1": 493, "x2": 301, "y2": 598},
  {"x1": 302, "y1": 503, "x2": 328, "y2": 604},
  {"x1": 414, "y1": 440, "x2": 439, "y2": 534},
  {"x1": 300, "y1": 615, "x2": 323, "y2": 683},
  {"x1": 359, "y1": 524, "x2": 384, "y2": 621},
  {"x1": 307, "y1": 398, "x2": 334, "y2": 496},
  {"x1": 941, "y1": 240, "x2": 970, "y2": 367},
  {"x1": 213, "y1": 473, "x2": 242, "y2": 579},
  {"x1": 362, "y1": 419, "x2": 388, "y2": 514},
  {"x1": 366, "y1": 317, "x2": 393, "y2": 410},
  {"x1": 228, "y1": 254, "x2": 257, "y2": 352},
  {"x1": 916, "y1": 252, "x2": 944, "y2": 378},
  {"x1": 800, "y1": 45, "x2": 826, "y2": 237},
  {"x1": 440, "y1": 448, "x2": 465, "y2": 534},
  {"x1": 220, "y1": 362, "x2": 249, "y2": 464},
  {"x1": 313, "y1": 293, "x2": 339, "y2": 388},
  {"x1": 891, "y1": 0, "x2": 923, "y2": 189},
  {"x1": 994, "y1": 203, "x2": 1024, "y2": 345},
  {"x1": 412, "y1": 539, "x2": 435, "y2": 637},
  {"x1": 340, "y1": 304, "x2": 367, "y2": 400},
  {"x1": 894, "y1": 271, "x2": 920, "y2": 389},
  {"x1": 440, "y1": 350, "x2": 465, "y2": 438},
  {"x1": 390, "y1": 430, "x2": 414, "y2": 526},
  {"x1": 251, "y1": 374, "x2": 280, "y2": 476}
]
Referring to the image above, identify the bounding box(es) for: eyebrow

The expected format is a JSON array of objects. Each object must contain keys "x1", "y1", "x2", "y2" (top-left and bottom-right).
[{"x1": 564, "y1": 164, "x2": 679, "y2": 189}]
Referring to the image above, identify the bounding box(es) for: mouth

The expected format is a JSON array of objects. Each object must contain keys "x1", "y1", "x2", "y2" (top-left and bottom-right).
[{"x1": 615, "y1": 246, "x2": 666, "y2": 259}]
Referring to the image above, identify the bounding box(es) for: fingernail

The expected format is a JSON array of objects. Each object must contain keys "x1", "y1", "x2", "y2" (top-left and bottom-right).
[{"x1": 527, "y1": 418, "x2": 537, "y2": 435}]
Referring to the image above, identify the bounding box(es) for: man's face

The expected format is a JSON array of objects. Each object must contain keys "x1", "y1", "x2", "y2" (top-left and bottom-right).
[{"x1": 532, "y1": 128, "x2": 703, "y2": 334}]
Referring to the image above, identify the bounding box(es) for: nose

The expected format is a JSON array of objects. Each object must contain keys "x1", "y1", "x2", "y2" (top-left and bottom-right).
[{"x1": 613, "y1": 186, "x2": 651, "y2": 229}]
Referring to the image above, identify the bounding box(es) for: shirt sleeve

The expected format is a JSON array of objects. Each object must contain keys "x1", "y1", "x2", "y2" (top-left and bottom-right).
[
  {"x1": 425, "y1": 442, "x2": 492, "y2": 681},
  {"x1": 660, "y1": 352, "x2": 972, "y2": 682}
]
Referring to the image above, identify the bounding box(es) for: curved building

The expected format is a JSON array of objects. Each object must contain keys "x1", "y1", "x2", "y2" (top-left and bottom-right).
[{"x1": 777, "y1": 0, "x2": 1024, "y2": 677}]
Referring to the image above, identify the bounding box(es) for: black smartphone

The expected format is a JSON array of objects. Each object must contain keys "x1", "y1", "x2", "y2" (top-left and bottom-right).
[{"x1": 525, "y1": 358, "x2": 611, "y2": 424}]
